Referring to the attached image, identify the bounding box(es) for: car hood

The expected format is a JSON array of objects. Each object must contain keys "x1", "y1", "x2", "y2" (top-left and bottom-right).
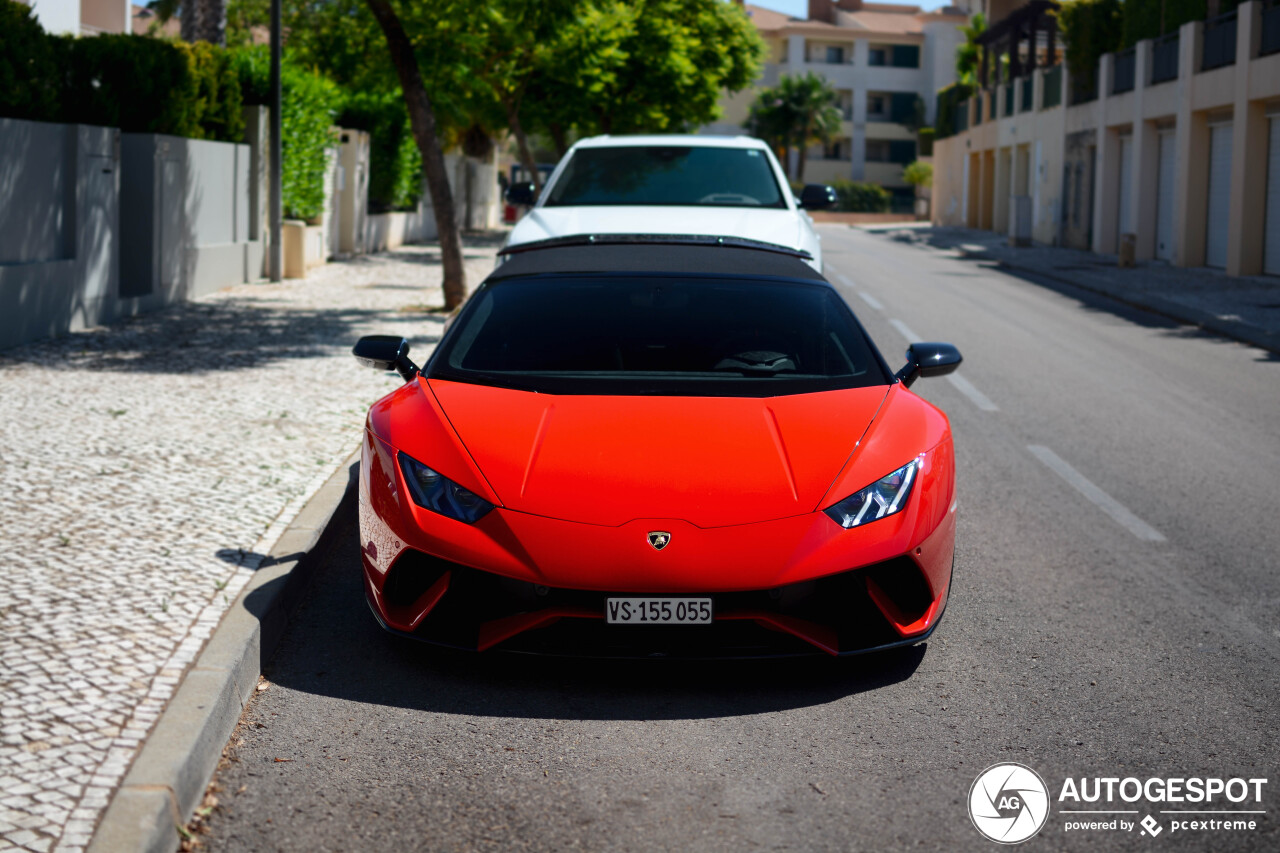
[
  {"x1": 428, "y1": 379, "x2": 888, "y2": 528},
  {"x1": 509, "y1": 206, "x2": 805, "y2": 252}
]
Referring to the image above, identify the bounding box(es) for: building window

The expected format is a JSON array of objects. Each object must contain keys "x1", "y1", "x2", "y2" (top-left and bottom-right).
[
  {"x1": 866, "y1": 140, "x2": 916, "y2": 164},
  {"x1": 867, "y1": 92, "x2": 920, "y2": 124},
  {"x1": 868, "y1": 44, "x2": 920, "y2": 68},
  {"x1": 838, "y1": 90, "x2": 854, "y2": 120},
  {"x1": 823, "y1": 139, "x2": 850, "y2": 160},
  {"x1": 826, "y1": 45, "x2": 845, "y2": 64}
]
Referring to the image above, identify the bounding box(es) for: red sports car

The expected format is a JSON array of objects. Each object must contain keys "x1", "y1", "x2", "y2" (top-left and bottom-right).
[{"x1": 353, "y1": 236, "x2": 961, "y2": 657}]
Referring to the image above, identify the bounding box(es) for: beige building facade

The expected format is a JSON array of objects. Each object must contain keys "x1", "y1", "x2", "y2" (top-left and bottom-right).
[
  {"x1": 17, "y1": 0, "x2": 130, "y2": 35},
  {"x1": 932, "y1": 0, "x2": 1280, "y2": 276},
  {"x1": 710, "y1": 1, "x2": 968, "y2": 193}
]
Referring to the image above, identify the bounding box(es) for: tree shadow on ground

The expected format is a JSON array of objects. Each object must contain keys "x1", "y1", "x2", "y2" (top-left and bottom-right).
[
  {"x1": 245, "y1": 501, "x2": 928, "y2": 722},
  {"x1": 0, "y1": 299, "x2": 445, "y2": 375},
  {"x1": 868, "y1": 228, "x2": 1280, "y2": 361}
]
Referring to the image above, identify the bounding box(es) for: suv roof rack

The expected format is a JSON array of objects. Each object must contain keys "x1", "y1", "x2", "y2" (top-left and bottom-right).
[{"x1": 497, "y1": 233, "x2": 814, "y2": 260}]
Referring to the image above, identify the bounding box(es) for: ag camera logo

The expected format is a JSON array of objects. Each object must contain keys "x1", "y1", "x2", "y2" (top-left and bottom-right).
[{"x1": 969, "y1": 763, "x2": 1050, "y2": 844}]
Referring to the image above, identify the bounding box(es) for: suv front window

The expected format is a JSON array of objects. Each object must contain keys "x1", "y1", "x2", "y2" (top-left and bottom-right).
[{"x1": 544, "y1": 146, "x2": 787, "y2": 209}]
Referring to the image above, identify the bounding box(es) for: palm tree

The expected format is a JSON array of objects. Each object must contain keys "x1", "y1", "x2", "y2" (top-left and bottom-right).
[
  {"x1": 778, "y1": 72, "x2": 841, "y2": 182},
  {"x1": 743, "y1": 72, "x2": 841, "y2": 182}
]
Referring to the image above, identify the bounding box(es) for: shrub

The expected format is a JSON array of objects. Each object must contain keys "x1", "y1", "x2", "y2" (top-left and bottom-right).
[
  {"x1": 917, "y1": 127, "x2": 935, "y2": 157},
  {"x1": 902, "y1": 161, "x2": 933, "y2": 190},
  {"x1": 182, "y1": 41, "x2": 245, "y2": 143},
  {"x1": 831, "y1": 180, "x2": 890, "y2": 213},
  {"x1": 933, "y1": 82, "x2": 972, "y2": 140},
  {"x1": 0, "y1": 0, "x2": 61, "y2": 122},
  {"x1": 58, "y1": 34, "x2": 199, "y2": 135},
  {"x1": 338, "y1": 92, "x2": 421, "y2": 213},
  {"x1": 232, "y1": 46, "x2": 340, "y2": 220}
]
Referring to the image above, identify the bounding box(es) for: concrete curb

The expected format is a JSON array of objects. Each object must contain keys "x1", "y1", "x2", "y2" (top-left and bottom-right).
[
  {"x1": 87, "y1": 450, "x2": 360, "y2": 853},
  {"x1": 995, "y1": 259, "x2": 1280, "y2": 356}
]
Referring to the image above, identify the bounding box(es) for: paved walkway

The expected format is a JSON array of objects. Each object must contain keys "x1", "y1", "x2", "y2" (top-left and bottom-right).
[
  {"x1": 854, "y1": 224, "x2": 1280, "y2": 354},
  {"x1": 0, "y1": 242, "x2": 498, "y2": 853}
]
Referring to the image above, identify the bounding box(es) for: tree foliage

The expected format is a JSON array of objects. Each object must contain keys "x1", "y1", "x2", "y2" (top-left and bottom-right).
[
  {"x1": 744, "y1": 72, "x2": 842, "y2": 182},
  {"x1": 955, "y1": 12, "x2": 986, "y2": 87},
  {"x1": 1057, "y1": 0, "x2": 1123, "y2": 95}
]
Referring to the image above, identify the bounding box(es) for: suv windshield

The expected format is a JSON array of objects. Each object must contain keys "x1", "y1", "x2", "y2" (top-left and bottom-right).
[
  {"x1": 544, "y1": 146, "x2": 787, "y2": 209},
  {"x1": 429, "y1": 276, "x2": 888, "y2": 397}
]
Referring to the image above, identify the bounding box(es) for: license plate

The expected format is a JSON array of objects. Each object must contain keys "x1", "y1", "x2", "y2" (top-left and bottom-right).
[{"x1": 605, "y1": 598, "x2": 713, "y2": 625}]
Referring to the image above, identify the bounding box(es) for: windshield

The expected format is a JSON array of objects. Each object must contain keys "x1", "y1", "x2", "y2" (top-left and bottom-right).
[
  {"x1": 429, "y1": 276, "x2": 888, "y2": 397},
  {"x1": 544, "y1": 146, "x2": 788, "y2": 209}
]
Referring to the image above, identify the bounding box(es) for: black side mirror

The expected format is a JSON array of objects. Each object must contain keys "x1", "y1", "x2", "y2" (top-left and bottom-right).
[
  {"x1": 799, "y1": 183, "x2": 837, "y2": 210},
  {"x1": 353, "y1": 335, "x2": 419, "y2": 383},
  {"x1": 505, "y1": 181, "x2": 537, "y2": 206},
  {"x1": 895, "y1": 342, "x2": 962, "y2": 388}
]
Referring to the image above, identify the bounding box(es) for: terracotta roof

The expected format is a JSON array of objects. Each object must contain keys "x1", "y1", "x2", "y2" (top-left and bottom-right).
[
  {"x1": 743, "y1": 4, "x2": 795, "y2": 31},
  {"x1": 836, "y1": 9, "x2": 924, "y2": 33}
]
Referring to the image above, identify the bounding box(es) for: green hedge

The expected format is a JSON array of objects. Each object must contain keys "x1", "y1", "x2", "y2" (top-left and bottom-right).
[
  {"x1": 832, "y1": 180, "x2": 890, "y2": 213},
  {"x1": 0, "y1": 1, "x2": 243, "y2": 140},
  {"x1": 234, "y1": 46, "x2": 340, "y2": 220},
  {"x1": 0, "y1": 0, "x2": 60, "y2": 121},
  {"x1": 338, "y1": 92, "x2": 421, "y2": 213}
]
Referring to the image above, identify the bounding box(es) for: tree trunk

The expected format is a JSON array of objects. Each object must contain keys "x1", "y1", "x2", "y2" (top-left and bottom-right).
[
  {"x1": 364, "y1": 0, "x2": 467, "y2": 309},
  {"x1": 505, "y1": 99, "x2": 542, "y2": 195},
  {"x1": 548, "y1": 122, "x2": 569, "y2": 159}
]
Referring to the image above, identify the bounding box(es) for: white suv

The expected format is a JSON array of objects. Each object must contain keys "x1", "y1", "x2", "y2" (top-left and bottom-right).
[{"x1": 503, "y1": 135, "x2": 834, "y2": 272}]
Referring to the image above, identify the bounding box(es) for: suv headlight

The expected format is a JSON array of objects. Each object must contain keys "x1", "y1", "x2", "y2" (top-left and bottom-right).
[
  {"x1": 824, "y1": 460, "x2": 918, "y2": 529},
  {"x1": 398, "y1": 452, "x2": 494, "y2": 524}
]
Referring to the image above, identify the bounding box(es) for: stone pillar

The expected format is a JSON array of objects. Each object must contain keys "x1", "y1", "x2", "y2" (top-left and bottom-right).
[
  {"x1": 1227, "y1": 1, "x2": 1266, "y2": 276},
  {"x1": 850, "y1": 88, "x2": 867, "y2": 181},
  {"x1": 1172, "y1": 21, "x2": 1206, "y2": 267},
  {"x1": 1131, "y1": 40, "x2": 1159, "y2": 261},
  {"x1": 1091, "y1": 54, "x2": 1116, "y2": 253}
]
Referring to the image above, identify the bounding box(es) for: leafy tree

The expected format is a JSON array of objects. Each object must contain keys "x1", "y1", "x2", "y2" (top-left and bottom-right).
[
  {"x1": 550, "y1": 0, "x2": 762, "y2": 139},
  {"x1": 363, "y1": 0, "x2": 467, "y2": 309},
  {"x1": 744, "y1": 72, "x2": 841, "y2": 182},
  {"x1": 955, "y1": 13, "x2": 986, "y2": 87}
]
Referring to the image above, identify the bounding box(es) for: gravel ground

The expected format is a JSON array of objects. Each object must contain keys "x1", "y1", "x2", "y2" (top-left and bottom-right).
[{"x1": 0, "y1": 241, "x2": 497, "y2": 853}]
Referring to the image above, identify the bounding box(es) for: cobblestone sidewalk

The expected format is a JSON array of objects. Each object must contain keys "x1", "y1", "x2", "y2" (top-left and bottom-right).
[{"x1": 0, "y1": 241, "x2": 498, "y2": 853}]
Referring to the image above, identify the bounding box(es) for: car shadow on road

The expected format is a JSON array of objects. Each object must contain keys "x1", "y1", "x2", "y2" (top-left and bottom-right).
[{"x1": 244, "y1": 501, "x2": 928, "y2": 722}]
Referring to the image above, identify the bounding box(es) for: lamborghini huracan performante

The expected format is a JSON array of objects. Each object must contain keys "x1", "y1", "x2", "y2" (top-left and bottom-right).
[{"x1": 353, "y1": 236, "x2": 962, "y2": 657}]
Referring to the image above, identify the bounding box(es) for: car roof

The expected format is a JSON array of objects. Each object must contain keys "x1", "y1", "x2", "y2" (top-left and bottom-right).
[
  {"x1": 489, "y1": 238, "x2": 826, "y2": 282},
  {"x1": 569, "y1": 134, "x2": 770, "y2": 151}
]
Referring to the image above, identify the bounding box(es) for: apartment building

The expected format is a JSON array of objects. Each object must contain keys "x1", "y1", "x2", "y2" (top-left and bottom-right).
[
  {"x1": 15, "y1": 0, "x2": 130, "y2": 35},
  {"x1": 707, "y1": 1, "x2": 968, "y2": 195},
  {"x1": 931, "y1": 0, "x2": 1280, "y2": 276}
]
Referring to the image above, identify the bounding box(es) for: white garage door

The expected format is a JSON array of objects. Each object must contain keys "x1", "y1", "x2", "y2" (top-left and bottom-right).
[
  {"x1": 1205, "y1": 123, "x2": 1232, "y2": 269},
  {"x1": 1156, "y1": 130, "x2": 1176, "y2": 261},
  {"x1": 1117, "y1": 134, "x2": 1133, "y2": 240},
  {"x1": 1265, "y1": 116, "x2": 1280, "y2": 276}
]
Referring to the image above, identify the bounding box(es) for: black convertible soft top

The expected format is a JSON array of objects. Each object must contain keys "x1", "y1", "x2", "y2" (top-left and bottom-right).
[{"x1": 489, "y1": 235, "x2": 826, "y2": 282}]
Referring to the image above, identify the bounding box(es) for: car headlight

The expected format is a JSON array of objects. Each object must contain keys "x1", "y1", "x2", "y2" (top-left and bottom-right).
[
  {"x1": 398, "y1": 452, "x2": 494, "y2": 524},
  {"x1": 824, "y1": 459, "x2": 918, "y2": 529}
]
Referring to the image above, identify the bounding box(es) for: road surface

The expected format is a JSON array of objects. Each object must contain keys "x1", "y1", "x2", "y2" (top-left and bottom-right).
[{"x1": 200, "y1": 225, "x2": 1280, "y2": 851}]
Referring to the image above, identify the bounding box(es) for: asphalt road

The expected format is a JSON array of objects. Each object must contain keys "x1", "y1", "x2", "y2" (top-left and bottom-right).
[{"x1": 200, "y1": 226, "x2": 1280, "y2": 852}]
